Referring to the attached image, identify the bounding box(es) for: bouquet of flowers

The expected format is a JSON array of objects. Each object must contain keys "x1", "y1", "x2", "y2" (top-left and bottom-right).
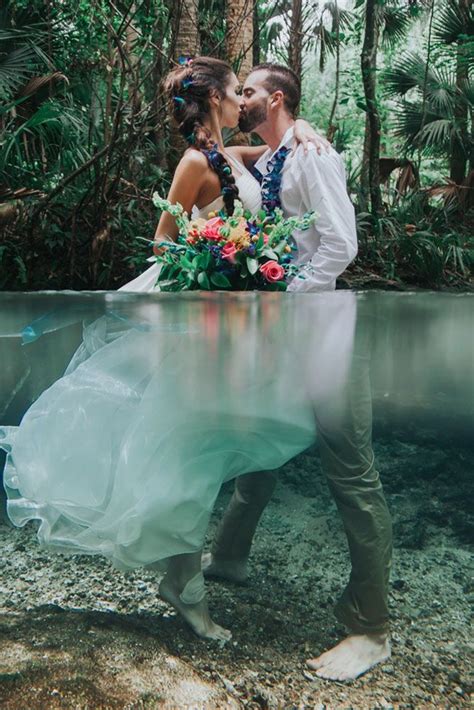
[{"x1": 151, "y1": 194, "x2": 316, "y2": 292}]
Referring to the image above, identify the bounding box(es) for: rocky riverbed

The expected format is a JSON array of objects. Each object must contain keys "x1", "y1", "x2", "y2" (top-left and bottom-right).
[{"x1": 1, "y1": 424, "x2": 473, "y2": 709}]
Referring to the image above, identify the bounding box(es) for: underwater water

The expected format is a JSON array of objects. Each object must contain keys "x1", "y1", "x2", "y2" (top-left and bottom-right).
[{"x1": 0, "y1": 290, "x2": 472, "y2": 708}]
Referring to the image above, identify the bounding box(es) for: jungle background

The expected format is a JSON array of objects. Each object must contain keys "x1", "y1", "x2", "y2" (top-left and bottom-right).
[{"x1": 0, "y1": 0, "x2": 473, "y2": 291}]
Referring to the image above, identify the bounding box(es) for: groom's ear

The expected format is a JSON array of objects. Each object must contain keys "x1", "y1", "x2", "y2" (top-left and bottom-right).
[{"x1": 270, "y1": 90, "x2": 285, "y2": 110}]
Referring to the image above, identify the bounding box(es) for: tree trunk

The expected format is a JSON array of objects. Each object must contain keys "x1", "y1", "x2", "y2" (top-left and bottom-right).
[
  {"x1": 327, "y1": 2, "x2": 340, "y2": 132},
  {"x1": 253, "y1": 1, "x2": 260, "y2": 67},
  {"x1": 360, "y1": 0, "x2": 382, "y2": 215},
  {"x1": 450, "y1": 0, "x2": 469, "y2": 184},
  {"x1": 227, "y1": 0, "x2": 254, "y2": 83},
  {"x1": 152, "y1": 14, "x2": 167, "y2": 167},
  {"x1": 169, "y1": 0, "x2": 201, "y2": 169},
  {"x1": 360, "y1": 115, "x2": 371, "y2": 212},
  {"x1": 289, "y1": 0, "x2": 303, "y2": 83},
  {"x1": 173, "y1": 0, "x2": 200, "y2": 59}
]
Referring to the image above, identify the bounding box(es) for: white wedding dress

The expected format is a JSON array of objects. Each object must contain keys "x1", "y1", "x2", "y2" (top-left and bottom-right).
[
  {"x1": 1, "y1": 157, "x2": 353, "y2": 572},
  {"x1": 119, "y1": 153, "x2": 263, "y2": 293}
]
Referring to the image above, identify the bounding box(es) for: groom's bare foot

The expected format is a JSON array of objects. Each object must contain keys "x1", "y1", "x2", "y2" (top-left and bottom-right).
[
  {"x1": 201, "y1": 552, "x2": 248, "y2": 584},
  {"x1": 159, "y1": 576, "x2": 231, "y2": 642},
  {"x1": 306, "y1": 634, "x2": 391, "y2": 681}
]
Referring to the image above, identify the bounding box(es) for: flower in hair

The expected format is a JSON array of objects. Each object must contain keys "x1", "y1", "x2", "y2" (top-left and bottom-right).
[
  {"x1": 182, "y1": 78, "x2": 193, "y2": 89},
  {"x1": 173, "y1": 96, "x2": 185, "y2": 106},
  {"x1": 178, "y1": 55, "x2": 193, "y2": 66}
]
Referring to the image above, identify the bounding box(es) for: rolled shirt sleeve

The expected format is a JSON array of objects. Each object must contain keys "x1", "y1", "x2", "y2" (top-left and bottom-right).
[{"x1": 287, "y1": 148, "x2": 358, "y2": 292}]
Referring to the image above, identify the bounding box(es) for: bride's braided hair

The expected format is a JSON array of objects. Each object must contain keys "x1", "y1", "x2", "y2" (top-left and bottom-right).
[{"x1": 163, "y1": 57, "x2": 239, "y2": 215}]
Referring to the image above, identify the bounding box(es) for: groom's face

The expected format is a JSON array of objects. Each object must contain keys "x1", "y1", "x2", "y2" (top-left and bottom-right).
[{"x1": 238, "y1": 70, "x2": 270, "y2": 133}]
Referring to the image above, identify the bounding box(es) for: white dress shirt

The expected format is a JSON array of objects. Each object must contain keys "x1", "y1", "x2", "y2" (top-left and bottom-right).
[{"x1": 254, "y1": 126, "x2": 358, "y2": 292}]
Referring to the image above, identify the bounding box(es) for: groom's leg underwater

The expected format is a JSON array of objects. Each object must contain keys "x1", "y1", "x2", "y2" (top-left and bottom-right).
[
  {"x1": 315, "y1": 318, "x2": 392, "y2": 637},
  {"x1": 306, "y1": 319, "x2": 392, "y2": 680},
  {"x1": 202, "y1": 469, "x2": 277, "y2": 582},
  {"x1": 204, "y1": 318, "x2": 393, "y2": 679}
]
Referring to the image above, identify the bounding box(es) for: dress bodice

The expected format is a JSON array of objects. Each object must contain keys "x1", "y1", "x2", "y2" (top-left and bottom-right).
[
  {"x1": 192, "y1": 153, "x2": 262, "y2": 219},
  {"x1": 120, "y1": 152, "x2": 263, "y2": 293}
]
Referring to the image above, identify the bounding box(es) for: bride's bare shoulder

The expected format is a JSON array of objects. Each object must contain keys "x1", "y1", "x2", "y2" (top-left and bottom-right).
[{"x1": 178, "y1": 148, "x2": 209, "y2": 170}]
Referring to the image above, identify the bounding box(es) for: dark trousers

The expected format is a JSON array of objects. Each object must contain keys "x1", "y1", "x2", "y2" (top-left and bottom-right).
[{"x1": 211, "y1": 326, "x2": 392, "y2": 635}]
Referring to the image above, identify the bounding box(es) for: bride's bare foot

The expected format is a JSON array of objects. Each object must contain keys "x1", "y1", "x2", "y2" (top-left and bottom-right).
[
  {"x1": 159, "y1": 576, "x2": 231, "y2": 642},
  {"x1": 202, "y1": 552, "x2": 248, "y2": 584},
  {"x1": 306, "y1": 633, "x2": 391, "y2": 681}
]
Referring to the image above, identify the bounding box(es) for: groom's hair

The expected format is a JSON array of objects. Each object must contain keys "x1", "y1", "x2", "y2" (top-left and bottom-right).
[{"x1": 251, "y1": 64, "x2": 301, "y2": 117}]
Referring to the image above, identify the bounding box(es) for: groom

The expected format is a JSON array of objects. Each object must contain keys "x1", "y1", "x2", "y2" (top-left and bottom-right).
[{"x1": 204, "y1": 63, "x2": 393, "y2": 681}]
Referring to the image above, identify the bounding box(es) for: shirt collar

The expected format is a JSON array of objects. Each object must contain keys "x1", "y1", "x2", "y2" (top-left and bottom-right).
[{"x1": 254, "y1": 125, "x2": 295, "y2": 175}]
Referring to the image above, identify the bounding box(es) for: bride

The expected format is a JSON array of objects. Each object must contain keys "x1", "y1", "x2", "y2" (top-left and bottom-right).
[{"x1": 1, "y1": 57, "x2": 325, "y2": 641}]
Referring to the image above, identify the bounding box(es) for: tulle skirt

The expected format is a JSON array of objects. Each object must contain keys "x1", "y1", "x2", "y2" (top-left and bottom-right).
[{"x1": 2, "y1": 292, "x2": 356, "y2": 571}]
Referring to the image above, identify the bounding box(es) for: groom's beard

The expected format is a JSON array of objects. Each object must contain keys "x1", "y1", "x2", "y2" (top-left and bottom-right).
[{"x1": 238, "y1": 102, "x2": 268, "y2": 133}]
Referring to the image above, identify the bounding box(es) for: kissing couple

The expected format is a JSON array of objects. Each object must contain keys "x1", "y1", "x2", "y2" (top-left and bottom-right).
[{"x1": 1, "y1": 56, "x2": 392, "y2": 682}]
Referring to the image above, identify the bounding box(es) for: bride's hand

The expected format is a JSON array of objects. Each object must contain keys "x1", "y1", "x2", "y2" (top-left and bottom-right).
[
  {"x1": 294, "y1": 119, "x2": 331, "y2": 155},
  {"x1": 153, "y1": 240, "x2": 172, "y2": 256}
]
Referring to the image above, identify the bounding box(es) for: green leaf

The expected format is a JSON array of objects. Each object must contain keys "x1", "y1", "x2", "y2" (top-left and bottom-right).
[
  {"x1": 159, "y1": 264, "x2": 171, "y2": 281},
  {"x1": 273, "y1": 241, "x2": 287, "y2": 256},
  {"x1": 180, "y1": 256, "x2": 194, "y2": 270},
  {"x1": 198, "y1": 271, "x2": 211, "y2": 289},
  {"x1": 199, "y1": 251, "x2": 212, "y2": 269},
  {"x1": 210, "y1": 272, "x2": 231, "y2": 288},
  {"x1": 185, "y1": 273, "x2": 196, "y2": 288},
  {"x1": 246, "y1": 257, "x2": 259, "y2": 275},
  {"x1": 239, "y1": 261, "x2": 249, "y2": 278},
  {"x1": 263, "y1": 248, "x2": 278, "y2": 260},
  {"x1": 264, "y1": 280, "x2": 287, "y2": 291}
]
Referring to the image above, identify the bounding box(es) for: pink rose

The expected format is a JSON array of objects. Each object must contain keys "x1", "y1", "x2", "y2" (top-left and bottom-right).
[
  {"x1": 221, "y1": 241, "x2": 238, "y2": 263},
  {"x1": 201, "y1": 216, "x2": 224, "y2": 240},
  {"x1": 259, "y1": 260, "x2": 285, "y2": 283}
]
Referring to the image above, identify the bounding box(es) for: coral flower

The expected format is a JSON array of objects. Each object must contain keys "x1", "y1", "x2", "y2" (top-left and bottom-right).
[
  {"x1": 221, "y1": 241, "x2": 238, "y2": 263},
  {"x1": 259, "y1": 260, "x2": 285, "y2": 283},
  {"x1": 202, "y1": 216, "x2": 225, "y2": 240}
]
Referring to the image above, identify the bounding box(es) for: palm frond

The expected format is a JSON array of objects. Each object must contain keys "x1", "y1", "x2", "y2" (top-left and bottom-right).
[
  {"x1": 392, "y1": 102, "x2": 452, "y2": 153},
  {"x1": 0, "y1": 99, "x2": 90, "y2": 175},
  {"x1": 418, "y1": 118, "x2": 457, "y2": 148},
  {"x1": 382, "y1": 5, "x2": 412, "y2": 48},
  {"x1": 382, "y1": 52, "x2": 430, "y2": 96},
  {"x1": 322, "y1": 2, "x2": 353, "y2": 31},
  {"x1": 19, "y1": 72, "x2": 69, "y2": 99},
  {"x1": 459, "y1": 78, "x2": 474, "y2": 107},
  {"x1": 0, "y1": 45, "x2": 38, "y2": 98},
  {"x1": 433, "y1": 0, "x2": 474, "y2": 45},
  {"x1": 425, "y1": 65, "x2": 458, "y2": 113}
]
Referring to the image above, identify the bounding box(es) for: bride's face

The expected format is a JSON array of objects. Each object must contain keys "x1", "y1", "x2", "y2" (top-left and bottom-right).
[{"x1": 218, "y1": 73, "x2": 242, "y2": 129}]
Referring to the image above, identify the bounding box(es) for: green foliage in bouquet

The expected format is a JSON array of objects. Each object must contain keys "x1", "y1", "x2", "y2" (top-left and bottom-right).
[{"x1": 151, "y1": 194, "x2": 316, "y2": 291}]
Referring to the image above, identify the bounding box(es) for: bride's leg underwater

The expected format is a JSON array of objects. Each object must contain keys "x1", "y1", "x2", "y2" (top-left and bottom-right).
[{"x1": 159, "y1": 550, "x2": 231, "y2": 642}]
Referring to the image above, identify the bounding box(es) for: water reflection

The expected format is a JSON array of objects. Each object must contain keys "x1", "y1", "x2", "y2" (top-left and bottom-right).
[{"x1": 1, "y1": 291, "x2": 472, "y2": 431}]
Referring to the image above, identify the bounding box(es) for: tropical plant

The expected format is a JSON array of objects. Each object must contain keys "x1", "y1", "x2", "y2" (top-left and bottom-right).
[{"x1": 383, "y1": 0, "x2": 473, "y2": 184}]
